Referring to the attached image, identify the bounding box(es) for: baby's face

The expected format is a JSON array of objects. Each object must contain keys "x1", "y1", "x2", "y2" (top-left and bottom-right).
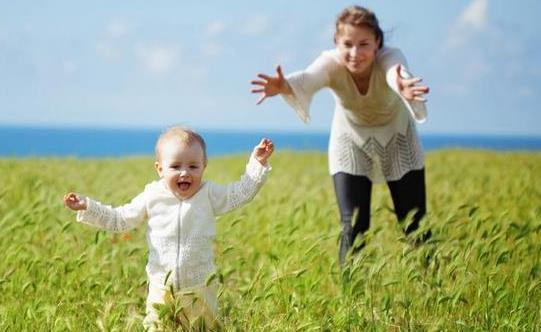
[{"x1": 155, "y1": 140, "x2": 206, "y2": 200}]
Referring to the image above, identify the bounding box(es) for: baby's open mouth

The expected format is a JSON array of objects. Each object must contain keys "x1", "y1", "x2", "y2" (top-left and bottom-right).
[{"x1": 178, "y1": 181, "x2": 191, "y2": 191}]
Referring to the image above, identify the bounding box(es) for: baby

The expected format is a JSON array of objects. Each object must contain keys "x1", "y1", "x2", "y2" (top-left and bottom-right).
[{"x1": 64, "y1": 126, "x2": 273, "y2": 330}]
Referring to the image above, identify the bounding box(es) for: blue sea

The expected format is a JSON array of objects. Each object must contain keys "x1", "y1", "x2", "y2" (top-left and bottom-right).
[{"x1": 0, "y1": 126, "x2": 540, "y2": 158}]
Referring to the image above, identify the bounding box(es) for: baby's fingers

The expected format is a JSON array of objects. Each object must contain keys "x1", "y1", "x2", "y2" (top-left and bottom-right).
[
  {"x1": 262, "y1": 138, "x2": 274, "y2": 147},
  {"x1": 257, "y1": 138, "x2": 268, "y2": 147},
  {"x1": 64, "y1": 192, "x2": 76, "y2": 203}
]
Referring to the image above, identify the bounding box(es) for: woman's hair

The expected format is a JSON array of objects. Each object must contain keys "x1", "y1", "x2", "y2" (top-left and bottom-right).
[
  {"x1": 335, "y1": 5, "x2": 384, "y2": 49},
  {"x1": 155, "y1": 126, "x2": 207, "y2": 163}
]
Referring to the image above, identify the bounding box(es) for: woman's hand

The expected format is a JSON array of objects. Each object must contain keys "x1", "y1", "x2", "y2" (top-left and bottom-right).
[
  {"x1": 63, "y1": 192, "x2": 87, "y2": 211},
  {"x1": 396, "y1": 64, "x2": 430, "y2": 102},
  {"x1": 251, "y1": 65, "x2": 293, "y2": 105},
  {"x1": 252, "y1": 138, "x2": 274, "y2": 166}
]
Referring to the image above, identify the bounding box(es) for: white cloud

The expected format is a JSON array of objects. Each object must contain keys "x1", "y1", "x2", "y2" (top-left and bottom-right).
[
  {"x1": 136, "y1": 43, "x2": 179, "y2": 74},
  {"x1": 107, "y1": 19, "x2": 129, "y2": 39},
  {"x1": 444, "y1": 0, "x2": 488, "y2": 51},
  {"x1": 241, "y1": 14, "x2": 269, "y2": 36},
  {"x1": 206, "y1": 20, "x2": 226, "y2": 36},
  {"x1": 202, "y1": 20, "x2": 226, "y2": 57},
  {"x1": 459, "y1": 0, "x2": 488, "y2": 29},
  {"x1": 96, "y1": 19, "x2": 130, "y2": 62},
  {"x1": 440, "y1": 0, "x2": 493, "y2": 87}
]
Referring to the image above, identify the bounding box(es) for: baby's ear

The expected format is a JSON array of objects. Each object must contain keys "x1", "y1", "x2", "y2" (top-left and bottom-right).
[{"x1": 154, "y1": 161, "x2": 163, "y2": 177}]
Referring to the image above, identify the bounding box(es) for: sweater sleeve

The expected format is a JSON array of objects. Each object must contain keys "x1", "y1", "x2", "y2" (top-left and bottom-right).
[
  {"x1": 379, "y1": 47, "x2": 427, "y2": 123},
  {"x1": 280, "y1": 51, "x2": 334, "y2": 123},
  {"x1": 76, "y1": 190, "x2": 148, "y2": 233},
  {"x1": 208, "y1": 156, "x2": 271, "y2": 216}
]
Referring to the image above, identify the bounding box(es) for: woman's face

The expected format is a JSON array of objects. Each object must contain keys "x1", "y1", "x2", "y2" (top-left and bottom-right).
[{"x1": 335, "y1": 24, "x2": 380, "y2": 78}]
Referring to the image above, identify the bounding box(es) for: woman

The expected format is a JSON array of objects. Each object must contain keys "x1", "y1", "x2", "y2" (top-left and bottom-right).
[{"x1": 251, "y1": 5, "x2": 431, "y2": 265}]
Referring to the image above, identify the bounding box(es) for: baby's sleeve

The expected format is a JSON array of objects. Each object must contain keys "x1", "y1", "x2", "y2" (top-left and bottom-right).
[
  {"x1": 76, "y1": 190, "x2": 148, "y2": 233},
  {"x1": 380, "y1": 47, "x2": 427, "y2": 123},
  {"x1": 281, "y1": 52, "x2": 334, "y2": 123},
  {"x1": 208, "y1": 156, "x2": 271, "y2": 216}
]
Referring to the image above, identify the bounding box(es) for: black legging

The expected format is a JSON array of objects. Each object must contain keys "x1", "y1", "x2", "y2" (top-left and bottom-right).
[{"x1": 333, "y1": 169, "x2": 427, "y2": 242}]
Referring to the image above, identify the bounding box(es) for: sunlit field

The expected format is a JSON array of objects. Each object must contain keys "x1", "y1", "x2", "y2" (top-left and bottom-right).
[{"x1": 0, "y1": 150, "x2": 540, "y2": 331}]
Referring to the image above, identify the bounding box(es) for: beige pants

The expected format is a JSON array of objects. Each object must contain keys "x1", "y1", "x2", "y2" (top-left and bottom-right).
[{"x1": 142, "y1": 282, "x2": 220, "y2": 331}]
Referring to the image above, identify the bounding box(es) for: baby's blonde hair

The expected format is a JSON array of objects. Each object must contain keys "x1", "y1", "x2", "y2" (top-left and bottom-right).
[{"x1": 155, "y1": 126, "x2": 207, "y2": 163}]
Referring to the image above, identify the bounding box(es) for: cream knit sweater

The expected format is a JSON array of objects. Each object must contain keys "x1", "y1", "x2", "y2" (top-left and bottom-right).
[
  {"x1": 282, "y1": 47, "x2": 427, "y2": 182},
  {"x1": 76, "y1": 156, "x2": 270, "y2": 293}
]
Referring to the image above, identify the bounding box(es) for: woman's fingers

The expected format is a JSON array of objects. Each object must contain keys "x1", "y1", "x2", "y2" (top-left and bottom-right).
[
  {"x1": 412, "y1": 85, "x2": 429, "y2": 92},
  {"x1": 251, "y1": 88, "x2": 264, "y2": 94},
  {"x1": 276, "y1": 65, "x2": 284, "y2": 79},
  {"x1": 257, "y1": 73, "x2": 271, "y2": 81},
  {"x1": 402, "y1": 77, "x2": 422, "y2": 86},
  {"x1": 256, "y1": 94, "x2": 267, "y2": 105},
  {"x1": 251, "y1": 80, "x2": 266, "y2": 86}
]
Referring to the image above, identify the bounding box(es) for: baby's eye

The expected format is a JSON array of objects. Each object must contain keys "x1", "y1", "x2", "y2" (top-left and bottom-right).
[{"x1": 189, "y1": 165, "x2": 199, "y2": 170}]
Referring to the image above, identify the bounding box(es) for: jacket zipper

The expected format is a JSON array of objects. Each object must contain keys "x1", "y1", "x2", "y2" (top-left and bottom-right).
[{"x1": 175, "y1": 202, "x2": 182, "y2": 289}]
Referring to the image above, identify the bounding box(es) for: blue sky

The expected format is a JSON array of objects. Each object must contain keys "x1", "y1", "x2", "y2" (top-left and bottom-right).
[{"x1": 1, "y1": 0, "x2": 540, "y2": 136}]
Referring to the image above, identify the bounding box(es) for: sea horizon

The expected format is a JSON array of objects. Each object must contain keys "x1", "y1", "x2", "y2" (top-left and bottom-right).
[{"x1": 1, "y1": 125, "x2": 540, "y2": 158}]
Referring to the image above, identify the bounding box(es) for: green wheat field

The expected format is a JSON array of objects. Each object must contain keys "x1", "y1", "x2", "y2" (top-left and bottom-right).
[{"x1": 0, "y1": 150, "x2": 540, "y2": 331}]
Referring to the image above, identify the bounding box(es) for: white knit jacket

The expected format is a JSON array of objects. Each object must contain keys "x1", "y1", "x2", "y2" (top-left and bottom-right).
[{"x1": 76, "y1": 156, "x2": 271, "y2": 290}]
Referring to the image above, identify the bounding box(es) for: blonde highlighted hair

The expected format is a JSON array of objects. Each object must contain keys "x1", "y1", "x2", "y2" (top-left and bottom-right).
[
  {"x1": 335, "y1": 5, "x2": 384, "y2": 49},
  {"x1": 155, "y1": 126, "x2": 207, "y2": 163}
]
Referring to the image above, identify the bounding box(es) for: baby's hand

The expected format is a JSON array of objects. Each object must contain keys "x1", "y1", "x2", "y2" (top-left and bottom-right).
[
  {"x1": 252, "y1": 138, "x2": 274, "y2": 166},
  {"x1": 63, "y1": 192, "x2": 87, "y2": 211}
]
